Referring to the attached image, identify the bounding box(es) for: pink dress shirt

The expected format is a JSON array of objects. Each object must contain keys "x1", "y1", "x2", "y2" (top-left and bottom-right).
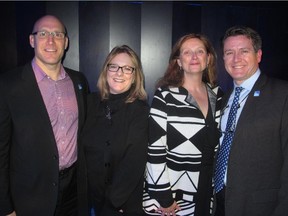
[{"x1": 32, "y1": 59, "x2": 78, "y2": 170}]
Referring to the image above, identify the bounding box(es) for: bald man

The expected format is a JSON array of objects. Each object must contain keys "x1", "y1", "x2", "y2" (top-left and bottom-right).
[{"x1": 0, "y1": 15, "x2": 89, "y2": 216}]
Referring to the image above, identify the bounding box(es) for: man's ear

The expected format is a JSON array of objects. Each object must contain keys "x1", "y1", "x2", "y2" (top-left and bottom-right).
[
  {"x1": 65, "y1": 37, "x2": 69, "y2": 50},
  {"x1": 29, "y1": 35, "x2": 35, "y2": 48}
]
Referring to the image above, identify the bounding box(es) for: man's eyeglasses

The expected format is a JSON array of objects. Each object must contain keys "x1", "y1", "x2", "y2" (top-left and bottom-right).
[
  {"x1": 107, "y1": 64, "x2": 135, "y2": 75},
  {"x1": 32, "y1": 31, "x2": 66, "y2": 39}
]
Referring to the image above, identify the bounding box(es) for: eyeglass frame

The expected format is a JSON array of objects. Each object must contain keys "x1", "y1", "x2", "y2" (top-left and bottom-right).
[
  {"x1": 218, "y1": 104, "x2": 239, "y2": 135},
  {"x1": 218, "y1": 90, "x2": 250, "y2": 135},
  {"x1": 31, "y1": 31, "x2": 67, "y2": 39},
  {"x1": 107, "y1": 64, "x2": 135, "y2": 75}
]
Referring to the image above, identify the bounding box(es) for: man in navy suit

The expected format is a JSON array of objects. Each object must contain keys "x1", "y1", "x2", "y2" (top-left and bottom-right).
[
  {"x1": 0, "y1": 15, "x2": 89, "y2": 215},
  {"x1": 214, "y1": 26, "x2": 288, "y2": 216}
]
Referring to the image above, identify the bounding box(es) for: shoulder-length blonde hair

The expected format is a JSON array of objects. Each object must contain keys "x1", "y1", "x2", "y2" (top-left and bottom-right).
[
  {"x1": 97, "y1": 45, "x2": 147, "y2": 103},
  {"x1": 157, "y1": 33, "x2": 217, "y2": 88}
]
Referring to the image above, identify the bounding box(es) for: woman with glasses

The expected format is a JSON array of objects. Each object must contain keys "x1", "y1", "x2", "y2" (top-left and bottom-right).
[
  {"x1": 80, "y1": 45, "x2": 149, "y2": 216},
  {"x1": 142, "y1": 33, "x2": 223, "y2": 216}
]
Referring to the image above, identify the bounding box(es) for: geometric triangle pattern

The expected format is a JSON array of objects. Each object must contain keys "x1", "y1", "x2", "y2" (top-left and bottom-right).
[{"x1": 143, "y1": 86, "x2": 223, "y2": 215}]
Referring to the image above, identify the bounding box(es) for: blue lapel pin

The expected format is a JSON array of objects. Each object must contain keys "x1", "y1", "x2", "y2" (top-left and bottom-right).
[
  {"x1": 253, "y1": 90, "x2": 260, "y2": 97},
  {"x1": 78, "y1": 84, "x2": 82, "y2": 90}
]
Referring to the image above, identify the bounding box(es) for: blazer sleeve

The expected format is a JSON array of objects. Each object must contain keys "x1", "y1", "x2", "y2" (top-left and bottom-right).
[
  {"x1": 145, "y1": 88, "x2": 174, "y2": 208},
  {"x1": 272, "y1": 94, "x2": 288, "y2": 215},
  {"x1": 0, "y1": 77, "x2": 14, "y2": 215}
]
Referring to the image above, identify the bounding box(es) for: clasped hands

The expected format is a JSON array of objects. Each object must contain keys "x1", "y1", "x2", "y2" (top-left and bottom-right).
[{"x1": 157, "y1": 201, "x2": 181, "y2": 216}]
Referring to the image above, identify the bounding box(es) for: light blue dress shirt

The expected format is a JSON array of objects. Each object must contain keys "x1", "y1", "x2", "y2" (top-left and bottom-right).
[{"x1": 220, "y1": 69, "x2": 261, "y2": 184}]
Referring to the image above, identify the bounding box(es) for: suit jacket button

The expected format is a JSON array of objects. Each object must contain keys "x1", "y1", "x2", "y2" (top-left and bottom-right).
[{"x1": 105, "y1": 163, "x2": 111, "y2": 167}]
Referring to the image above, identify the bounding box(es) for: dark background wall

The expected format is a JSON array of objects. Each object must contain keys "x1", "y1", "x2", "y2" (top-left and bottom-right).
[{"x1": 1, "y1": 1, "x2": 288, "y2": 104}]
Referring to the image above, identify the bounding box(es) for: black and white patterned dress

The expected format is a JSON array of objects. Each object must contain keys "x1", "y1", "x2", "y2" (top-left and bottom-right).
[{"x1": 143, "y1": 85, "x2": 223, "y2": 216}]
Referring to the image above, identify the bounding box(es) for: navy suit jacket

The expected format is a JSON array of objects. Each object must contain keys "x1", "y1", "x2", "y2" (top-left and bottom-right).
[
  {"x1": 216, "y1": 73, "x2": 288, "y2": 216},
  {"x1": 0, "y1": 63, "x2": 89, "y2": 215}
]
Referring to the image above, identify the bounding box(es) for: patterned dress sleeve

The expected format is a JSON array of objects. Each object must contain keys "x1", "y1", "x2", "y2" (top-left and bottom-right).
[{"x1": 143, "y1": 87, "x2": 174, "y2": 212}]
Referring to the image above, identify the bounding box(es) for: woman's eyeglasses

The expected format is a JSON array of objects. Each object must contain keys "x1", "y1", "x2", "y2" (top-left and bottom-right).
[{"x1": 107, "y1": 64, "x2": 134, "y2": 75}]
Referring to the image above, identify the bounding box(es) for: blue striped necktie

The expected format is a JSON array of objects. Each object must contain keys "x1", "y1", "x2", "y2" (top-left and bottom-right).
[{"x1": 214, "y1": 86, "x2": 243, "y2": 193}]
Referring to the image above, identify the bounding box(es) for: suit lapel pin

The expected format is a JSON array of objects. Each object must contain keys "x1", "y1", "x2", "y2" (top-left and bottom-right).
[
  {"x1": 253, "y1": 90, "x2": 260, "y2": 97},
  {"x1": 78, "y1": 84, "x2": 82, "y2": 90}
]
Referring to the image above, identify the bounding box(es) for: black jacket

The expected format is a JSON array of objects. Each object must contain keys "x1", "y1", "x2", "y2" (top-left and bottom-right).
[
  {"x1": 80, "y1": 91, "x2": 149, "y2": 215},
  {"x1": 0, "y1": 63, "x2": 89, "y2": 215}
]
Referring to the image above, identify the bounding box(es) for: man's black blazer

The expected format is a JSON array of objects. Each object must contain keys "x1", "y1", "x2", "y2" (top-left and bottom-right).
[
  {"x1": 0, "y1": 63, "x2": 89, "y2": 215},
  {"x1": 216, "y1": 73, "x2": 288, "y2": 216}
]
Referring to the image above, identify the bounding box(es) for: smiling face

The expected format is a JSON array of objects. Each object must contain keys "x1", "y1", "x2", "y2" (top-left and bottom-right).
[
  {"x1": 177, "y1": 38, "x2": 210, "y2": 76},
  {"x1": 223, "y1": 35, "x2": 262, "y2": 85},
  {"x1": 107, "y1": 53, "x2": 135, "y2": 94},
  {"x1": 29, "y1": 15, "x2": 68, "y2": 69}
]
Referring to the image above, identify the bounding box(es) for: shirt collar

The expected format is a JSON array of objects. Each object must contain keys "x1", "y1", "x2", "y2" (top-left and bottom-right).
[
  {"x1": 234, "y1": 68, "x2": 261, "y2": 91},
  {"x1": 31, "y1": 58, "x2": 66, "y2": 83}
]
